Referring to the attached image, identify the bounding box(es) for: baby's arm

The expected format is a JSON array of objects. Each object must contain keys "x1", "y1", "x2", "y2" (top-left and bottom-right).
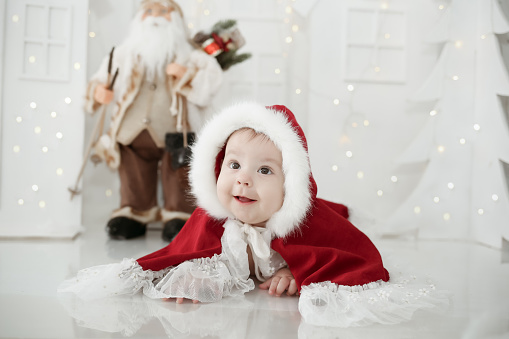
[{"x1": 259, "y1": 267, "x2": 298, "y2": 297}]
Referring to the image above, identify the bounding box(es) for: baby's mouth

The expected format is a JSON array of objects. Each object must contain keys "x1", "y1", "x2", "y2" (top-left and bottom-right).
[{"x1": 235, "y1": 196, "x2": 256, "y2": 203}]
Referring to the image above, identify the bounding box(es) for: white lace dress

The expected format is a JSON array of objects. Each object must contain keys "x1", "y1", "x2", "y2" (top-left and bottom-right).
[
  {"x1": 58, "y1": 219, "x2": 286, "y2": 302},
  {"x1": 58, "y1": 219, "x2": 448, "y2": 327}
]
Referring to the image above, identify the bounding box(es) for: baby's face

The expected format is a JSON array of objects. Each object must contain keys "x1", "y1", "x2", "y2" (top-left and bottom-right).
[{"x1": 217, "y1": 129, "x2": 284, "y2": 227}]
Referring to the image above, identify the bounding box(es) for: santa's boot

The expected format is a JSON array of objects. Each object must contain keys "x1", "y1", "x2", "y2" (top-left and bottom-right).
[
  {"x1": 162, "y1": 218, "x2": 187, "y2": 242},
  {"x1": 106, "y1": 206, "x2": 158, "y2": 240},
  {"x1": 106, "y1": 217, "x2": 146, "y2": 240}
]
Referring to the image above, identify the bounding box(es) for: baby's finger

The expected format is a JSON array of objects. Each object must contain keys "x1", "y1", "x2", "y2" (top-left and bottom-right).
[
  {"x1": 269, "y1": 276, "x2": 281, "y2": 295},
  {"x1": 276, "y1": 276, "x2": 289, "y2": 296},
  {"x1": 287, "y1": 279, "x2": 298, "y2": 296},
  {"x1": 259, "y1": 278, "x2": 272, "y2": 290},
  {"x1": 193, "y1": 299, "x2": 199, "y2": 304},
  {"x1": 176, "y1": 297, "x2": 184, "y2": 304}
]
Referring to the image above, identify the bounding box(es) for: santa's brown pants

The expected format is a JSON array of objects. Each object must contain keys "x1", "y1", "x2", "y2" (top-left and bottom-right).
[{"x1": 117, "y1": 130, "x2": 195, "y2": 218}]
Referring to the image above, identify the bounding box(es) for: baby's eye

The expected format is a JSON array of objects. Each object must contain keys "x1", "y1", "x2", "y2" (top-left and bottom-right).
[
  {"x1": 229, "y1": 162, "x2": 240, "y2": 170},
  {"x1": 161, "y1": 8, "x2": 168, "y2": 14},
  {"x1": 258, "y1": 167, "x2": 273, "y2": 175}
]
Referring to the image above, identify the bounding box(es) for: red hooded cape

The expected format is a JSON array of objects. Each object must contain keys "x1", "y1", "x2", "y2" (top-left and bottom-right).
[{"x1": 137, "y1": 102, "x2": 389, "y2": 290}]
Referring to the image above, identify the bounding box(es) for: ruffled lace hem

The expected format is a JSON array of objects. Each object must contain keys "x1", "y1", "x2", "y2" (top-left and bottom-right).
[
  {"x1": 299, "y1": 273, "x2": 449, "y2": 327},
  {"x1": 58, "y1": 255, "x2": 254, "y2": 302}
]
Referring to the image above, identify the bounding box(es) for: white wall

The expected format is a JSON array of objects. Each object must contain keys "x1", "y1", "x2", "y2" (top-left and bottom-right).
[
  {"x1": 0, "y1": 0, "x2": 89, "y2": 238},
  {"x1": 4, "y1": 0, "x2": 502, "y2": 242},
  {"x1": 307, "y1": 0, "x2": 439, "y2": 219}
]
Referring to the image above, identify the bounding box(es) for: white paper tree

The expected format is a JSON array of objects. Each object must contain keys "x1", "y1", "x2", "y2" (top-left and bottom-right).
[{"x1": 383, "y1": 0, "x2": 509, "y2": 249}]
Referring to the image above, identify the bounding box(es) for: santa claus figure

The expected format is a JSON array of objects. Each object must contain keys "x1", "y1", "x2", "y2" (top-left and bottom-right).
[{"x1": 84, "y1": 0, "x2": 223, "y2": 240}]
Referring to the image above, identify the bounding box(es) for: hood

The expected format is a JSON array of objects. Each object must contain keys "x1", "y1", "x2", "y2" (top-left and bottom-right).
[{"x1": 189, "y1": 102, "x2": 317, "y2": 238}]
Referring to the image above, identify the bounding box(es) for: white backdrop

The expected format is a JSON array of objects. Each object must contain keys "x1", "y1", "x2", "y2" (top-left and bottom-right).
[
  {"x1": 2, "y1": 0, "x2": 507, "y2": 247},
  {"x1": 0, "y1": 0, "x2": 89, "y2": 238}
]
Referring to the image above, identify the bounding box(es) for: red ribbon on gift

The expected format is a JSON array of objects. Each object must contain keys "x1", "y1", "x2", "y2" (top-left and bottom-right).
[{"x1": 211, "y1": 32, "x2": 232, "y2": 53}]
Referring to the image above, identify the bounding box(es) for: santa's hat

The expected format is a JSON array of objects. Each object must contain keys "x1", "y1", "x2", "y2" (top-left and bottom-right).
[{"x1": 190, "y1": 102, "x2": 318, "y2": 238}]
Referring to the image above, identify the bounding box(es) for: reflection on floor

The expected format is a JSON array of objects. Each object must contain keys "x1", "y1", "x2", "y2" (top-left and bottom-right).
[{"x1": 0, "y1": 223, "x2": 508, "y2": 338}]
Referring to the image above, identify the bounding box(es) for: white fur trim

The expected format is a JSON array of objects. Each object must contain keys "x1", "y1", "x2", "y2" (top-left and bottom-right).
[
  {"x1": 189, "y1": 102, "x2": 312, "y2": 238},
  {"x1": 111, "y1": 206, "x2": 159, "y2": 223},
  {"x1": 159, "y1": 210, "x2": 192, "y2": 222}
]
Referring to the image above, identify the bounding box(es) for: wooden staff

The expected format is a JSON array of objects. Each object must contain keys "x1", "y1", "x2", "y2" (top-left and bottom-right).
[{"x1": 69, "y1": 48, "x2": 118, "y2": 200}]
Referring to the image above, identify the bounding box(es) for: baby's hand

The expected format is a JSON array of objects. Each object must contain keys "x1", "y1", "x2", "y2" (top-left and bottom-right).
[{"x1": 259, "y1": 267, "x2": 298, "y2": 297}]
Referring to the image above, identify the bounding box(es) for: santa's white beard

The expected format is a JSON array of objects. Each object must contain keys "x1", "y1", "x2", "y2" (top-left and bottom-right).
[{"x1": 124, "y1": 13, "x2": 191, "y2": 82}]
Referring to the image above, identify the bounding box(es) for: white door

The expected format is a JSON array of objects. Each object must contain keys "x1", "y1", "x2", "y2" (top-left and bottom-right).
[{"x1": 0, "y1": 0, "x2": 89, "y2": 238}]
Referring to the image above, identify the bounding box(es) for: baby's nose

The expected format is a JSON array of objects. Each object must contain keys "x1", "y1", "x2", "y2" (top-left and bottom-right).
[{"x1": 236, "y1": 173, "x2": 252, "y2": 186}]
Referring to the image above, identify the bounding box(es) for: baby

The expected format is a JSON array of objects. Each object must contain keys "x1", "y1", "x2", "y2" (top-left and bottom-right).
[{"x1": 59, "y1": 102, "x2": 447, "y2": 327}]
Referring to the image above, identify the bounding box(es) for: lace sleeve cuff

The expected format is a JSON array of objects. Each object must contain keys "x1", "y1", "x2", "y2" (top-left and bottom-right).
[
  {"x1": 149, "y1": 254, "x2": 254, "y2": 302},
  {"x1": 298, "y1": 274, "x2": 449, "y2": 327}
]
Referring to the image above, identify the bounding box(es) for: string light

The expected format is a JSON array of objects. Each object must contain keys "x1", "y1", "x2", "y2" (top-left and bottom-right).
[
  {"x1": 439, "y1": 4, "x2": 445, "y2": 10},
  {"x1": 391, "y1": 176, "x2": 398, "y2": 183},
  {"x1": 18, "y1": 199, "x2": 24, "y2": 206},
  {"x1": 492, "y1": 194, "x2": 499, "y2": 202},
  {"x1": 363, "y1": 120, "x2": 370, "y2": 127},
  {"x1": 30, "y1": 102, "x2": 37, "y2": 109},
  {"x1": 74, "y1": 62, "x2": 81, "y2": 70},
  {"x1": 459, "y1": 138, "x2": 466, "y2": 144},
  {"x1": 452, "y1": 75, "x2": 459, "y2": 81},
  {"x1": 473, "y1": 124, "x2": 481, "y2": 131},
  {"x1": 443, "y1": 213, "x2": 451, "y2": 221},
  {"x1": 292, "y1": 25, "x2": 299, "y2": 32},
  {"x1": 32, "y1": 185, "x2": 39, "y2": 192},
  {"x1": 433, "y1": 196, "x2": 440, "y2": 203},
  {"x1": 380, "y1": 3, "x2": 388, "y2": 9},
  {"x1": 56, "y1": 168, "x2": 64, "y2": 176},
  {"x1": 203, "y1": 9, "x2": 210, "y2": 16},
  {"x1": 414, "y1": 206, "x2": 421, "y2": 214},
  {"x1": 331, "y1": 165, "x2": 339, "y2": 172},
  {"x1": 437, "y1": 145, "x2": 445, "y2": 153},
  {"x1": 447, "y1": 182, "x2": 455, "y2": 190},
  {"x1": 347, "y1": 84, "x2": 355, "y2": 92},
  {"x1": 56, "y1": 132, "x2": 63, "y2": 139},
  {"x1": 374, "y1": 66, "x2": 381, "y2": 73},
  {"x1": 39, "y1": 201, "x2": 46, "y2": 208},
  {"x1": 28, "y1": 56, "x2": 36, "y2": 63},
  {"x1": 477, "y1": 208, "x2": 484, "y2": 215},
  {"x1": 89, "y1": 32, "x2": 96, "y2": 38},
  {"x1": 105, "y1": 189, "x2": 113, "y2": 197},
  {"x1": 454, "y1": 41, "x2": 463, "y2": 48},
  {"x1": 34, "y1": 126, "x2": 42, "y2": 134},
  {"x1": 187, "y1": 22, "x2": 194, "y2": 29},
  {"x1": 12, "y1": 15, "x2": 19, "y2": 23},
  {"x1": 16, "y1": 116, "x2": 23, "y2": 123},
  {"x1": 51, "y1": 111, "x2": 57, "y2": 118},
  {"x1": 430, "y1": 110, "x2": 438, "y2": 116},
  {"x1": 377, "y1": 190, "x2": 384, "y2": 197},
  {"x1": 285, "y1": 6, "x2": 293, "y2": 14},
  {"x1": 41, "y1": 146, "x2": 49, "y2": 153},
  {"x1": 384, "y1": 33, "x2": 391, "y2": 39},
  {"x1": 480, "y1": 35, "x2": 486, "y2": 39},
  {"x1": 295, "y1": 88, "x2": 301, "y2": 94},
  {"x1": 285, "y1": 36, "x2": 293, "y2": 43},
  {"x1": 357, "y1": 171, "x2": 364, "y2": 179},
  {"x1": 333, "y1": 99, "x2": 340, "y2": 105},
  {"x1": 345, "y1": 151, "x2": 353, "y2": 158},
  {"x1": 64, "y1": 97, "x2": 72, "y2": 104}
]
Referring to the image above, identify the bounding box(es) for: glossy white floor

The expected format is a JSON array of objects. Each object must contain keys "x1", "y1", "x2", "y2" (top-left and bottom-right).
[{"x1": 1, "y1": 222, "x2": 508, "y2": 339}]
